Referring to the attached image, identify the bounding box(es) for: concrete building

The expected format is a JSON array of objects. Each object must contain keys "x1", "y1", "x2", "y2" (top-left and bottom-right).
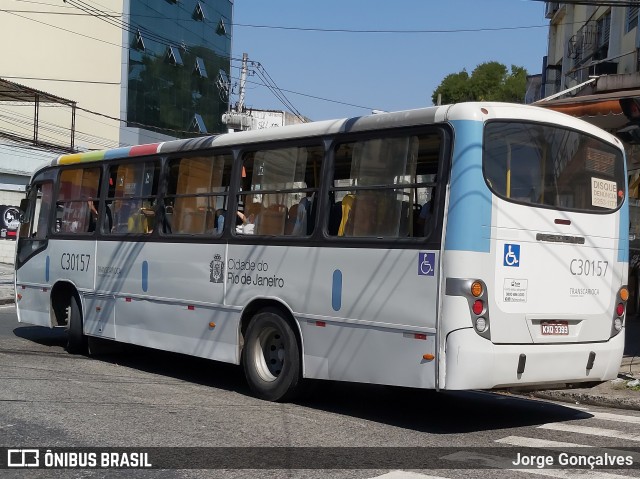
[
  {"x1": 540, "y1": 2, "x2": 640, "y2": 156},
  {"x1": 0, "y1": 0, "x2": 233, "y2": 151},
  {"x1": 0, "y1": 1, "x2": 233, "y2": 263}
]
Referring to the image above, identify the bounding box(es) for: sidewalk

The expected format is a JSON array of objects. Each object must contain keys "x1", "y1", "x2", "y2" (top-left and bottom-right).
[{"x1": 2, "y1": 261, "x2": 640, "y2": 409}]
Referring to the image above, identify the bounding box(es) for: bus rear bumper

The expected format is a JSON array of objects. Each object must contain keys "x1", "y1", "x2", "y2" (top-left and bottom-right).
[{"x1": 443, "y1": 328, "x2": 624, "y2": 390}]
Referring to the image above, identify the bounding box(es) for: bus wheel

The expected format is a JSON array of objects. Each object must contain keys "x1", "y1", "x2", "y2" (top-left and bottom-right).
[
  {"x1": 66, "y1": 295, "x2": 87, "y2": 355},
  {"x1": 242, "y1": 309, "x2": 301, "y2": 401}
]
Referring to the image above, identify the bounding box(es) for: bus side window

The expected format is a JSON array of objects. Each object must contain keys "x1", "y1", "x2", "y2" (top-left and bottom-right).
[
  {"x1": 19, "y1": 182, "x2": 53, "y2": 240},
  {"x1": 106, "y1": 161, "x2": 159, "y2": 236},
  {"x1": 164, "y1": 154, "x2": 232, "y2": 236},
  {"x1": 237, "y1": 145, "x2": 322, "y2": 237},
  {"x1": 330, "y1": 132, "x2": 440, "y2": 239},
  {"x1": 55, "y1": 167, "x2": 101, "y2": 234}
]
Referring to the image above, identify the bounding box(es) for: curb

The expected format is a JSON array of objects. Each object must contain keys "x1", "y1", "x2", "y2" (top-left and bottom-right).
[{"x1": 528, "y1": 390, "x2": 640, "y2": 411}]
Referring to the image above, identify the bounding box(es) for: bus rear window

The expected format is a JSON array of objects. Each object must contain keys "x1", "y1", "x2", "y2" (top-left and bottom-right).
[{"x1": 483, "y1": 121, "x2": 625, "y2": 212}]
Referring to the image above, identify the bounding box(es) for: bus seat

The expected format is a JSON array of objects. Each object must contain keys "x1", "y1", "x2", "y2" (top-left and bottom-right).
[
  {"x1": 284, "y1": 203, "x2": 298, "y2": 235},
  {"x1": 337, "y1": 194, "x2": 355, "y2": 236},
  {"x1": 214, "y1": 209, "x2": 226, "y2": 234},
  {"x1": 163, "y1": 205, "x2": 173, "y2": 233},
  {"x1": 257, "y1": 204, "x2": 286, "y2": 235}
]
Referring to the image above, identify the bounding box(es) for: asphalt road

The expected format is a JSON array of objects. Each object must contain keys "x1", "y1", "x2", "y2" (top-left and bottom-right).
[{"x1": 1, "y1": 304, "x2": 640, "y2": 479}]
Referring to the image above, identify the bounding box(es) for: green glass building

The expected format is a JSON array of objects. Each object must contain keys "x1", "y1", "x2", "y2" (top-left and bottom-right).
[{"x1": 127, "y1": 0, "x2": 232, "y2": 137}]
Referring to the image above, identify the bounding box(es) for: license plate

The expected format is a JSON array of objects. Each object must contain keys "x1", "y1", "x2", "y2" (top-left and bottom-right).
[{"x1": 541, "y1": 321, "x2": 569, "y2": 335}]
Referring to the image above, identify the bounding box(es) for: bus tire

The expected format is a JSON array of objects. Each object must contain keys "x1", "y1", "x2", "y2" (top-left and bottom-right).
[
  {"x1": 66, "y1": 295, "x2": 87, "y2": 355},
  {"x1": 242, "y1": 309, "x2": 301, "y2": 402}
]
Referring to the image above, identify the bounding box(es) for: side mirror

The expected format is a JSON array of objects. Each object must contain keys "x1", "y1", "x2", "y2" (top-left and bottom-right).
[{"x1": 18, "y1": 198, "x2": 29, "y2": 223}]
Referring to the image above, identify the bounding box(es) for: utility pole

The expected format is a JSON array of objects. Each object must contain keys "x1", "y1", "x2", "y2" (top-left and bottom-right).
[
  {"x1": 238, "y1": 52, "x2": 248, "y2": 112},
  {"x1": 222, "y1": 52, "x2": 255, "y2": 131}
]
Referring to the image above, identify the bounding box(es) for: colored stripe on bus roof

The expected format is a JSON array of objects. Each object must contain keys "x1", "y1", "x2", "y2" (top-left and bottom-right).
[
  {"x1": 129, "y1": 143, "x2": 160, "y2": 157},
  {"x1": 104, "y1": 147, "x2": 132, "y2": 160},
  {"x1": 57, "y1": 142, "x2": 161, "y2": 166},
  {"x1": 58, "y1": 150, "x2": 106, "y2": 165}
]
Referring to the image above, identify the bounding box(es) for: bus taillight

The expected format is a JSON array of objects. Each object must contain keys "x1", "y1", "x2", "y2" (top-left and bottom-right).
[
  {"x1": 472, "y1": 300, "x2": 484, "y2": 315},
  {"x1": 612, "y1": 287, "x2": 628, "y2": 336},
  {"x1": 466, "y1": 279, "x2": 491, "y2": 339},
  {"x1": 620, "y1": 287, "x2": 629, "y2": 302}
]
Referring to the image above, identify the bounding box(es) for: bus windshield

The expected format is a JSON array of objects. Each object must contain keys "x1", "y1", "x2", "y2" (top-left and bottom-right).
[{"x1": 483, "y1": 121, "x2": 625, "y2": 213}]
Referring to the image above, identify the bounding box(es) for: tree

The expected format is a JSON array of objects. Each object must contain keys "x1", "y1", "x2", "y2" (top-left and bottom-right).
[{"x1": 431, "y1": 62, "x2": 528, "y2": 105}]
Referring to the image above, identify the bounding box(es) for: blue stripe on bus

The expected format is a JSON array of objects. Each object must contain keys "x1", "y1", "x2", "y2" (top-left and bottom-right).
[
  {"x1": 45, "y1": 255, "x2": 49, "y2": 282},
  {"x1": 444, "y1": 120, "x2": 492, "y2": 253},
  {"x1": 142, "y1": 261, "x2": 149, "y2": 292},
  {"x1": 619, "y1": 199, "x2": 629, "y2": 263},
  {"x1": 332, "y1": 269, "x2": 342, "y2": 311},
  {"x1": 104, "y1": 147, "x2": 132, "y2": 160}
]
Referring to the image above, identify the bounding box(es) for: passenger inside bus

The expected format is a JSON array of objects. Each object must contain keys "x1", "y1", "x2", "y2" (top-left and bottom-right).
[{"x1": 236, "y1": 209, "x2": 255, "y2": 234}]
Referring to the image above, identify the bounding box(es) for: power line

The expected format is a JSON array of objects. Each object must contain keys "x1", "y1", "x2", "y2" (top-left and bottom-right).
[
  {"x1": 529, "y1": 0, "x2": 640, "y2": 5},
  {"x1": 231, "y1": 22, "x2": 552, "y2": 34}
]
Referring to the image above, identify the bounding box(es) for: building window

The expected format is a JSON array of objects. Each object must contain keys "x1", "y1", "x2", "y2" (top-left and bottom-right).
[
  {"x1": 627, "y1": 6, "x2": 639, "y2": 33},
  {"x1": 193, "y1": 2, "x2": 206, "y2": 21},
  {"x1": 217, "y1": 70, "x2": 230, "y2": 100},
  {"x1": 194, "y1": 57, "x2": 208, "y2": 78},
  {"x1": 132, "y1": 29, "x2": 145, "y2": 51},
  {"x1": 166, "y1": 45, "x2": 184, "y2": 66},
  {"x1": 217, "y1": 18, "x2": 227, "y2": 36},
  {"x1": 597, "y1": 12, "x2": 611, "y2": 48},
  {"x1": 191, "y1": 114, "x2": 208, "y2": 134}
]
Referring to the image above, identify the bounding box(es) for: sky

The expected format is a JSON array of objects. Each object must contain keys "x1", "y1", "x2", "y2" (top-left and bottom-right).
[{"x1": 231, "y1": 0, "x2": 549, "y2": 121}]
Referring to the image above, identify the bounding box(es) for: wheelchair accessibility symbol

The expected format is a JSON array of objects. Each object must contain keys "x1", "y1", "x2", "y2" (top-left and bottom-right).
[
  {"x1": 418, "y1": 252, "x2": 435, "y2": 276},
  {"x1": 503, "y1": 243, "x2": 520, "y2": 267}
]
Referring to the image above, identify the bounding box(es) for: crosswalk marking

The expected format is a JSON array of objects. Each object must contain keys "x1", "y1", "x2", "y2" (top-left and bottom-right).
[
  {"x1": 582, "y1": 411, "x2": 640, "y2": 425},
  {"x1": 496, "y1": 435, "x2": 587, "y2": 448},
  {"x1": 539, "y1": 423, "x2": 640, "y2": 442},
  {"x1": 369, "y1": 410, "x2": 640, "y2": 479}
]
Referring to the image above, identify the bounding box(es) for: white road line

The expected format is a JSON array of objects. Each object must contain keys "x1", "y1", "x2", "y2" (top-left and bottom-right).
[
  {"x1": 497, "y1": 435, "x2": 640, "y2": 463},
  {"x1": 497, "y1": 436, "x2": 587, "y2": 448},
  {"x1": 443, "y1": 451, "x2": 633, "y2": 479},
  {"x1": 539, "y1": 423, "x2": 640, "y2": 442},
  {"x1": 585, "y1": 411, "x2": 640, "y2": 425},
  {"x1": 368, "y1": 472, "x2": 447, "y2": 479}
]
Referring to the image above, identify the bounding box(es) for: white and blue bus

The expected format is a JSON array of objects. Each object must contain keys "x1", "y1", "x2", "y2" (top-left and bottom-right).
[{"x1": 15, "y1": 102, "x2": 629, "y2": 401}]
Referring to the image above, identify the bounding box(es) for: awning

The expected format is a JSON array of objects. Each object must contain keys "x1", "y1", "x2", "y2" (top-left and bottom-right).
[
  {"x1": 0, "y1": 77, "x2": 75, "y2": 105},
  {"x1": 535, "y1": 90, "x2": 640, "y2": 131}
]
